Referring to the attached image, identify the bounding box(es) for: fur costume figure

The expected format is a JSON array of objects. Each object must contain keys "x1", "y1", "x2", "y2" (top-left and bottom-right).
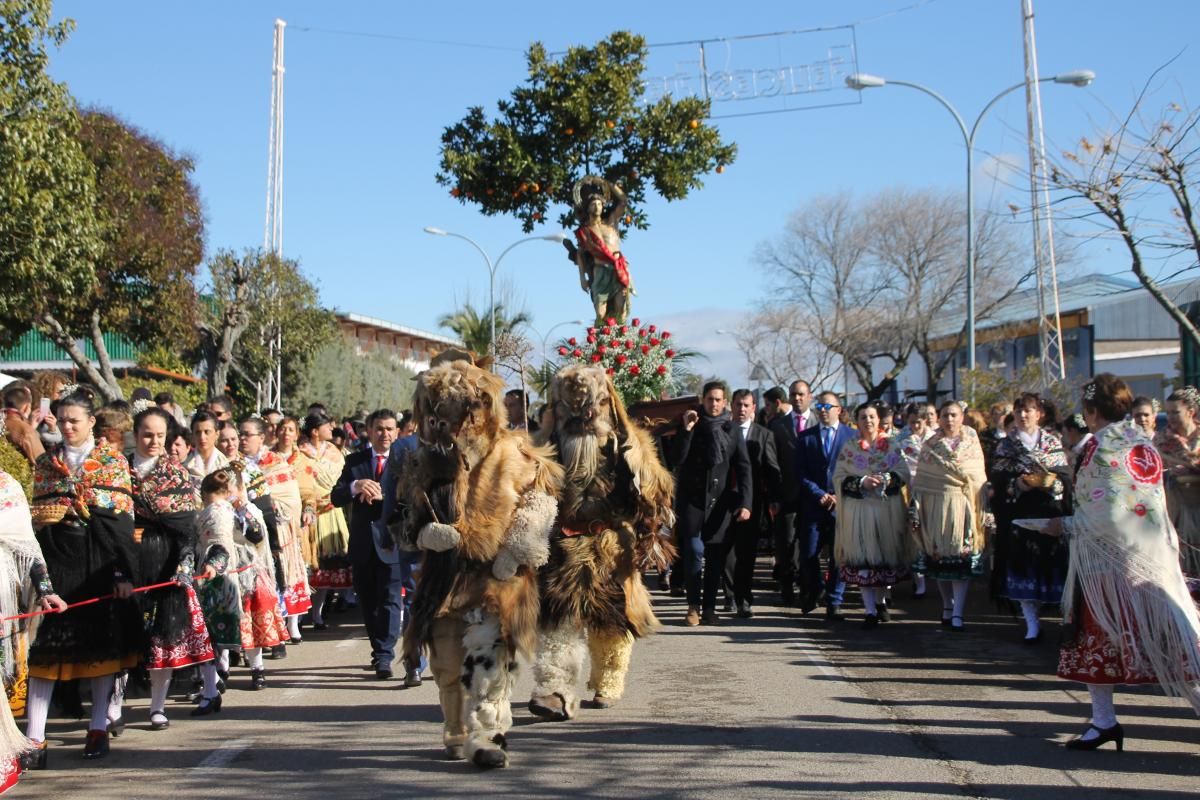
[
  {"x1": 399, "y1": 349, "x2": 561, "y2": 769},
  {"x1": 529, "y1": 365, "x2": 675, "y2": 721}
]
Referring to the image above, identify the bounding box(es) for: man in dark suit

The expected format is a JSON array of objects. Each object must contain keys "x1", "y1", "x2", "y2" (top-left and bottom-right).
[
  {"x1": 670, "y1": 380, "x2": 753, "y2": 626},
  {"x1": 377, "y1": 426, "x2": 422, "y2": 685},
  {"x1": 795, "y1": 391, "x2": 853, "y2": 620},
  {"x1": 722, "y1": 389, "x2": 780, "y2": 618},
  {"x1": 767, "y1": 380, "x2": 816, "y2": 604},
  {"x1": 332, "y1": 408, "x2": 404, "y2": 679}
]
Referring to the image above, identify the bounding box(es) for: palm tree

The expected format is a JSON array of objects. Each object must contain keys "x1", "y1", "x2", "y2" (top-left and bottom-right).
[{"x1": 437, "y1": 301, "x2": 531, "y2": 358}]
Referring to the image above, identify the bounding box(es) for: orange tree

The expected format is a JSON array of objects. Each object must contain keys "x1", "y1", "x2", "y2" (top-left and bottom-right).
[{"x1": 436, "y1": 31, "x2": 736, "y2": 233}]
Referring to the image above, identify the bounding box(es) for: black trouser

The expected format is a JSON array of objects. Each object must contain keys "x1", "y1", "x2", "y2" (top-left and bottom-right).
[
  {"x1": 723, "y1": 516, "x2": 763, "y2": 606},
  {"x1": 773, "y1": 508, "x2": 801, "y2": 596},
  {"x1": 350, "y1": 542, "x2": 404, "y2": 670}
]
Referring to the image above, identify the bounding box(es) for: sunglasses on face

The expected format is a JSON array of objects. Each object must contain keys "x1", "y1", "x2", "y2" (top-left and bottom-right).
[{"x1": 813, "y1": 403, "x2": 839, "y2": 411}]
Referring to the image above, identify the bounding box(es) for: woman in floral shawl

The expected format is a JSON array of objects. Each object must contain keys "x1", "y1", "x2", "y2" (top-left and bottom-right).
[
  {"x1": 128, "y1": 408, "x2": 214, "y2": 731},
  {"x1": 990, "y1": 393, "x2": 1072, "y2": 643},
  {"x1": 833, "y1": 403, "x2": 911, "y2": 628},
  {"x1": 910, "y1": 400, "x2": 988, "y2": 632},
  {"x1": 1051, "y1": 374, "x2": 1200, "y2": 751},
  {"x1": 25, "y1": 392, "x2": 141, "y2": 761},
  {"x1": 298, "y1": 409, "x2": 350, "y2": 630},
  {"x1": 267, "y1": 417, "x2": 316, "y2": 644},
  {"x1": 1153, "y1": 386, "x2": 1200, "y2": 579},
  {"x1": 0, "y1": 471, "x2": 66, "y2": 783}
]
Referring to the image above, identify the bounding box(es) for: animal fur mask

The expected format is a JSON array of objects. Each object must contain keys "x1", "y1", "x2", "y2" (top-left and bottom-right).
[{"x1": 413, "y1": 354, "x2": 507, "y2": 460}]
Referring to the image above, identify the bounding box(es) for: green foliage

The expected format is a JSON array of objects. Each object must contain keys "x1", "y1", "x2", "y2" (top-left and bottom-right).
[
  {"x1": 0, "y1": 0, "x2": 102, "y2": 347},
  {"x1": 959, "y1": 359, "x2": 1081, "y2": 418},
  {"x1": 437, "y1": 301, "x2": 529, "y2": 358},
  {"x1": 287, "y1": 336, "x2": 416, "y2": 419},
  {"x1": 198, "y1": 248, "x2": 337, "y2": 404},
  {"x1": 137, "y1": 342, "x2": 197, "y2": 378},
  {"x1": 65, "y1": 108, "x2": 204, "y2": 349},
  {"x1": 436, "y1": 31, "x2": 737, "y2": 233},
  {"x1": 0, "y1": 438, "x2": 32, "y2": 501},
  {"x1": 115, "y1": 375, "x2": 207, "y2": 415}
]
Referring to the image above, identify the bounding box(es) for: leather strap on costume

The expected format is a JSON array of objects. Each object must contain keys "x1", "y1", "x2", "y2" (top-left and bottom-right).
[{"x1": 575, "y1": 226, "x2": 631, "y2": 288}]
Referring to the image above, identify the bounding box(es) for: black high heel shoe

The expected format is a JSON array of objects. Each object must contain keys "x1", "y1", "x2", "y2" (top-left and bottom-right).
[
  {"x1": 190, "y1": 695, "x2": 223, "y2": 716},
  {"x1": 1066, "y1": 722, "x2": 1124, "y2": 751},
  {"x1": 20, "y1": 741, "x2": 47, "y2": 771}
]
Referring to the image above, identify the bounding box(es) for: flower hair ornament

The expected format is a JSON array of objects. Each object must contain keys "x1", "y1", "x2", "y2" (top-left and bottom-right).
[
  {"x1": 1072, "y1": 413, "x2": 1086, "y2": 428},
  {"x1": 59, "y1": 383, "x2": 80, "y2": 399},
  {"x1": 130, "y1": 398, "x2": 154, "y2": 415},
  {"x1": 1082, "y1": 382, "x2": 1098, "y2": 402},
  {"x1": 1179, "y1": 385, "x2": 1200, "y2": 411}
]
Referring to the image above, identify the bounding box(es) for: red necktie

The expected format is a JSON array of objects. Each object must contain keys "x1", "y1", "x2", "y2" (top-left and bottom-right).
[{"x1": 375, "y1": 454, "x2": 385, "y2": 479}]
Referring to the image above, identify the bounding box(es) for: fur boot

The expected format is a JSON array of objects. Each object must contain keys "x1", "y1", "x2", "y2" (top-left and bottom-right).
[
  {"x1": 530, "y1": 623, "x2": 587, "y2": 720},
  {"x1": 587, "y1": 628, "x2": 635, "y2": 702},
  {"x1": 461, "y1": 608, "x2": 515, "y2": 769}
]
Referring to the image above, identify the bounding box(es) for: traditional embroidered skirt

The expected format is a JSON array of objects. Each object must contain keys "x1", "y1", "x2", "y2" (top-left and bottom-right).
[
  {"x1": 308, "y1": 506, "x2": 353, "y2": 589},
  {"x1": 145, "y1": 585, "x2": 215, "y2": 669},
  {"x1": 1000, "y1": 524, "x2": 1068, "y2": 604},
  {"x1": 1057, "y1": 597, "x2": 1157, "y2": 685},
  {"x1": 242, "y1": 566, "x2": 288, "y2": 649},
  {"x1": 197, "y1": 573, "x2": 243, "y2": 651}
]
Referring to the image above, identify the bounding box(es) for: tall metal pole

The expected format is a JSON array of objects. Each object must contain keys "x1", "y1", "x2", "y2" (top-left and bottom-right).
[{"x1": 261, "y1": 18, "x2": 286, "y2": 411}]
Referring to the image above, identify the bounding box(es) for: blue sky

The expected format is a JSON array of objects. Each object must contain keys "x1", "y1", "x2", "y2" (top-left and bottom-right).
[{"x1": 49, "y1": 0, "x2": 1200, "y2": 386}]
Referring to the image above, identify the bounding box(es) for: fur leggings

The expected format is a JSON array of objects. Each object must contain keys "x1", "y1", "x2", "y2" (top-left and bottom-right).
[
  {"x1": 429, "y1": 609, "x2": 516, "y2": 765},
  {"x1": 531, "y1": 623, "x2": 635, "y2": 715}
]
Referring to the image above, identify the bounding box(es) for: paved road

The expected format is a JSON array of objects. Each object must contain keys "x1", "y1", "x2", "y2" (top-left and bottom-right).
[{"x1": 19, "y1": 577, "x2": 1200, "y2": 799}]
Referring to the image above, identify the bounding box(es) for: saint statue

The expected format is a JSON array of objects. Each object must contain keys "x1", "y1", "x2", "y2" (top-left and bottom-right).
[{"x1": 563, "y1": 176, "x2": 633, "y2": 325}]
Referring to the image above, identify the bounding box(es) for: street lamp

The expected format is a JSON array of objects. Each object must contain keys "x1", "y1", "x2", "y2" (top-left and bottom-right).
[
  {"x1": 423, "y1": 227, "x2": 569, "y2": 365},
  {"x1": 527, "y1": 319, "x2": 587, "y2": 363},
  {"x1": 844, "y1": 69, "x2": 1095, "y2": 374}
]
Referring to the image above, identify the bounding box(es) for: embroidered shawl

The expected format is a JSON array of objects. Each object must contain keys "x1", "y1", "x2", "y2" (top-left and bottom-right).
[
  {"x1": 992, "y1": 427, "x2": 1069, "y2": 476},
  {"x1": 1063, "y1": 420, "x2": 1200, "y2": 712},
  {"x1": 30, "y1": 441, "x2": 133, "y2": 526},
  {"x1": 131, "y1": 456, "x2": 201, "y2": 520},
  {"x1": 910, "y1": 426, "x2": 989, "y2": 550}
]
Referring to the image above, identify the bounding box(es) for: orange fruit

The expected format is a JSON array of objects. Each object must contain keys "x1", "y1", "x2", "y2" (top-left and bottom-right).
[
  {"x1": 716, "y1": 165, "x2": 725, "y2": 174},
  {"x1": 565, "y1": 127, "x2": 575, "y2": 135},
  {"x1": 689, "y1": 119, "x2": 699, "y2": 129},
  {"x1": 450, "y1": 187, "x2": 461, "y2": 197},
  {"x1": 606, "y1": 120, "x2": 615, "y2": 129},
  {"x1": 531, "y1": 182, "x2": 540, "y2": 193}
]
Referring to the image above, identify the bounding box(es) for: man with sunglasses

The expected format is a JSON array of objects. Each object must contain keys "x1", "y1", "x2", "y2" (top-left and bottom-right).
[{"x1": 794, "y1": 392, "x2": 852, "y2": 620}]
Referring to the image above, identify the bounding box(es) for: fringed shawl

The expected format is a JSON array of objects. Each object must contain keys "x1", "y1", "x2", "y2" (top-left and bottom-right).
[
  {"x1": 30, "y1": 442, "x2": 133, "y2": 526},
  {"x1": 1063, "y1": 420, "x2": 1200, "y2": 713},
  {"x1": 993, "y1": 427, "x2": 1069, "y2": 476},
  {"x1": 833, "y1": 434, "x2": 911, "y2": 568},
  {"x1": 910, "y1": 426, "x2": 988, "y2": 554}
]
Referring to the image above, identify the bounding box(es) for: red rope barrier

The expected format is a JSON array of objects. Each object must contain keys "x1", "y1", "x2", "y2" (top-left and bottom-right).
[{"x1": 2, "y1": 564, "x2": 256, "y2": 623}]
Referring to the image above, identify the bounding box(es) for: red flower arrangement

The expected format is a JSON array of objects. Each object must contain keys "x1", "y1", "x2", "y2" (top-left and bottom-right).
[{"x1": 553, "y1": 318, "x2": 682, "y2": 405}]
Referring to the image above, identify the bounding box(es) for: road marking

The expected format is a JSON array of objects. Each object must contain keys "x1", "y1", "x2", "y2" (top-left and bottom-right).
[
  {"x1": 194, "y1": 738, "x2": 253, "y2": 770},
  {"x1": 801, "y1": 647, "x2": 840, "y2": 678}
]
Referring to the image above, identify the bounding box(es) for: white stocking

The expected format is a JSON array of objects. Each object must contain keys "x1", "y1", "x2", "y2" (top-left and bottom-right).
[
  {"x1": 311, "y1": 589, "x2": 328, "y2": 626},
  {"x1": 107, "y1": 671, "x2": 126, "y2": 723},
  {"x1": 24, "y1": 677, "x2": 54, "y2": 742},
  {"x1": 218, "y1": 648, "x2": 230, "y2": 673},
  {"x1": 149, "y1": 668, "x2": 172, "y2": 713},
  {"x1": 1020, "y1": 599, "x2": 1040, "y2": 638},
  {"x1": 914, "y1": 574, "x2": 927, "y2": 594},
  {"x1": 860, "y1": 587, "x2": 878, "y2": 615},
  {"x1": 287, "y1": 613, "x2": 302, "y2": 640},
  {"x1": 245, "y1": 647, "x2": 264, "y2": 671},
  {"x1": 1087, "y1": 684, "x2": 1118, "y2": 732},
  {"x1": 951, "y1": 580, "x2": 969, "y2": 618},
  {"x1": 90, "y1": 674, "x2": 115, "y2": 732},
  {"x1": 199, "y1": 661, "x2": 220, "y2": 700}
]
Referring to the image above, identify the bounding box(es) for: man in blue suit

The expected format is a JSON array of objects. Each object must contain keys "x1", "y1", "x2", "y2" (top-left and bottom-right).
[
  {"x1": 332, "y1": 408, "x2": 409, "y2": 681},
  {"x1": 794, "y1": 391, "x2": 853, "y2": 620}
]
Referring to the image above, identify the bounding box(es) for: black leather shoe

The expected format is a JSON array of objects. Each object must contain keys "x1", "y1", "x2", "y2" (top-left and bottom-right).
[
  {"x1": 250, "y1": 669, "x2": 267, "y2": 690},
  {"x1": 1065, "y1": 722, "x2": 1124, "y2": 751},
  {"x1": 877, "y1": 601, "x2": 891, "y2": 622},
  {"x1": 861, "y1": 613, "x2": 879, "y2": 629},
  {"x1": 404, "y1": 666, "x2": 422, "y2": 688},
  {"x1": 312, "y1": 622, "x2": 328, "y2": 632},
  {"x1": 191, "y1": 695, "x2": 223, "y2": 716},
  {"x1": 375, "y1": 667, "x2": 394, "y2": 680},
  {"x1": 83, "y1": 729, "x2": 110, "y2": 760},
  {"x1": 270, "y1": 644, "x2": 287, "y2": 659},
  {"x1": 700, "y1": 609, "x2": 720, "y2": 625}
]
